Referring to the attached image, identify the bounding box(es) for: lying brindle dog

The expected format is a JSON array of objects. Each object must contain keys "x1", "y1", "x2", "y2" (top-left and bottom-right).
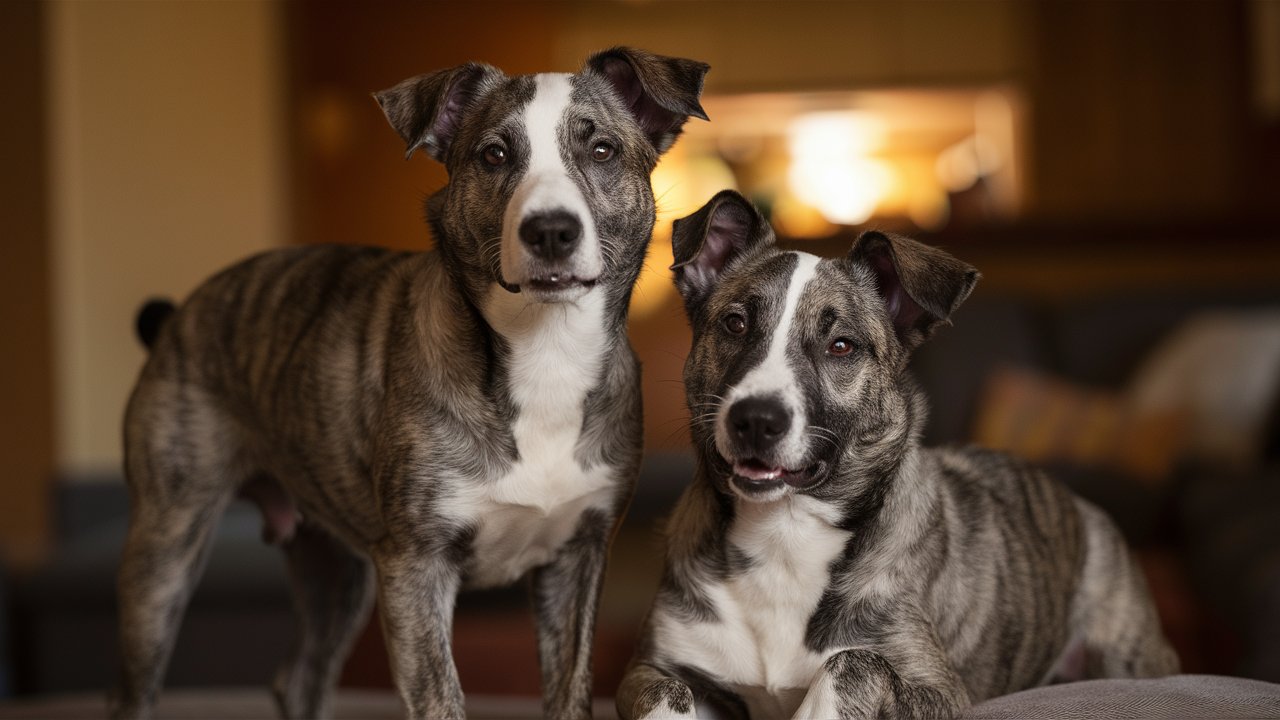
[{"x1": 619, "y1": 190, "x2": 1178, "y2": 719}]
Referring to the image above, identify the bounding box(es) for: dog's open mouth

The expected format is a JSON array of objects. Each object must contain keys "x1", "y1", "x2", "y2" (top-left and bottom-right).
[
  {"x1": 524, "y1": 274, "x2": 598, "y2": 294},
  {"x1": 730, "y1": 458, "x2": 825, "y2": 496}
]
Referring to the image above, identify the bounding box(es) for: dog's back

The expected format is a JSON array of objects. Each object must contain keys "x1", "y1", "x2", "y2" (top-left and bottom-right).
[
  {"x1": 911, "y1": 446, "x2": 1086, "y2": 699},
  {"x1": 125, "y1": 245, "x2": 439, "y2": 545},
  {"x1": 919, "y1": 445, "x2": 1175, "y2": 699}
]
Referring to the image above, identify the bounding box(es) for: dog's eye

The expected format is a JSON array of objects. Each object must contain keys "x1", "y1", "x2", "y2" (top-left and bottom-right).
[
  {"x1": 483, "y1": 145, "x2": 507, "y2": 167},
  {"x1": 724, "y1": 313, "x2": 747, "y2": 336},
  {"x1": 591, "y1": 142, "x2": 616, "y2": 162},
  {"x1": 828, "y1": 338, "x2": 855, "y2": 357}
]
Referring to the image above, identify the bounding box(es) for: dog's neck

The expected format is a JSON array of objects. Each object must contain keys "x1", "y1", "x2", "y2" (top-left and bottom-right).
[
  {"x1": 478, "y1": 281, "x2": 629, "y2": 353},
  {"x1": 677, "y1": 445, "x2": 937, "y2": 597},
  {"x1": 480, "y1": 284, "x2": 613, "y2": 423},
  {"x1": 824, "y1": 372, "x2": 934, "y2": 522}
]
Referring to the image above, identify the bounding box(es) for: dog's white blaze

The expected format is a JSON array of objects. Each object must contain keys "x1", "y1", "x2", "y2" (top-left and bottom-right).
[
  {"x1": 652, "y1": 494, "x2": 850, "y2": 717},
  {"x1": 716, "y1": 252, "x2": 822, "y2": 470},
  {"x1": 501, "y1": 73, "x2": 602, "y2": 285},
  {"x1": 448, "y1": 288, "x2": 614, "y2": 589}
]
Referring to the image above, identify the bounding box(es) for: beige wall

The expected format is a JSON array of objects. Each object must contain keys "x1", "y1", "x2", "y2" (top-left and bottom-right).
[{"x1": 47, "y1": 0, "x2": 286, "y2": 479}]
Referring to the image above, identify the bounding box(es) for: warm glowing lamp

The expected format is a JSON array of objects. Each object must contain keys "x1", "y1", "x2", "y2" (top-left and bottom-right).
[{"x1": 786, "y1": 112, "x2": 893, "y2": 227}]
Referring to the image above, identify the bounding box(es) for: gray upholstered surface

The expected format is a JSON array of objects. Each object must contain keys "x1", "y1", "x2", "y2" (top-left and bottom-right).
[
  {"x1": 963, "y1": 674, "x2": 1280, "y2": 719},
  {"x1": 3, "y1": 676, "x2": 1279, "y2": 719}
]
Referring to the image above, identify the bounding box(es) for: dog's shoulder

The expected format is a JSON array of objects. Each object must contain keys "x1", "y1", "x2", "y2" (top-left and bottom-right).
[
  {"x1": 925, "y1": 444, "x2": 1079, "y2": 516},
  {"x1": 927, "y1": 444, "x2": 1050, "y2": 488},
  {"x1": 199, "y1": 243, "x2": 407, "y2": 287}
]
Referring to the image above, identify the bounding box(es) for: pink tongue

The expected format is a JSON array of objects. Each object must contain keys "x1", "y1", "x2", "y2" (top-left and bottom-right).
[{"x1": 734, "y1": 462, "x2": 783, "y2": 481}]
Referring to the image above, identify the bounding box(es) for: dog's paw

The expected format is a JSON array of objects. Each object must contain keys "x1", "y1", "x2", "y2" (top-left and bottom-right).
[
  {"x1": 634, "y1": 678, "x2": 698, "y2": 719},
  {"x1": 794, "y1": 650, "x2": 897, "y2": 719},
  {"x1": 638, "y1": 701, "x2": 698, "y2": 720},
  {"x1": 792, "y1": 676, "x2": 840, "y2": 719}
]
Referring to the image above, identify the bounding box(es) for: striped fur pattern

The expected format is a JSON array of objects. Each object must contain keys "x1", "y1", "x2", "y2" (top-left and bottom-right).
[
  {"x1": 618, "y1": 191, "x2": 1178, "y2": 719},
  {"x1": 113, "y1": 48, "x2": 708, "y2": 720}
]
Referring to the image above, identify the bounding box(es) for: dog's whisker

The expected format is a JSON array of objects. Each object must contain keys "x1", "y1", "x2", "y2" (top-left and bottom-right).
[
  {"x1": 806, "y1": 424, "x2": 841, "y2": 442},
  {"x1": 804, "y1": 432, "x2": 838, "y2": 451},
  {"x1": 660, "y1": 417, "x2": 696, "y2": 446}
]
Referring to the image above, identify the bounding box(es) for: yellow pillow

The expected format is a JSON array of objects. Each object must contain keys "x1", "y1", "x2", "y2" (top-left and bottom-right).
[{"x1": 971, "y1": 365, "x2": 1188, "y2": 486}]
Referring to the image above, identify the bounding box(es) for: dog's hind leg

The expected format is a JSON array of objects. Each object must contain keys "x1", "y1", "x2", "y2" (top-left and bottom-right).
[
  {"x1": 1072, "y1": 499, "x2": 1180, "y2": 678},
  {"x1": 113, "y1": 497, "x2": 230, "y2": 720},
  {"x1": 112, "y1": 385, "x2": 246, "y2": 720},
  {"x1": 272, "y1": 521, "x2": 375, "y2": 720}
]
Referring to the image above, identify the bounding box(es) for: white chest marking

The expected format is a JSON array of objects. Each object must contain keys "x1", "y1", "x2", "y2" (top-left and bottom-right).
[
  {"x1": 716, "y1": 252, "x2": 822, "y2": 473},
  {"x1": 652, "y1": 495, "x2": 851, "y2": 716},
  {"x1": 451, "y1": 288, "x2": 614, "y2": 589}
]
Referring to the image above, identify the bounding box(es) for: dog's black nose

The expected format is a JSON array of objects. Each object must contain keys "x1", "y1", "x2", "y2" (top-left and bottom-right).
[
  {"x1": 728, "y1": 396, "x2": 791, "y2": 450},
  {"x1": 519, "y1": 211, "x2": 582, "y2": 261}
]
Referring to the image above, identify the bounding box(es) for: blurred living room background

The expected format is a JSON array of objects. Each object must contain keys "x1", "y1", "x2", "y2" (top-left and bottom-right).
[{"x1": 2, "y1": 0, "x2": 1279, "y2": 703}]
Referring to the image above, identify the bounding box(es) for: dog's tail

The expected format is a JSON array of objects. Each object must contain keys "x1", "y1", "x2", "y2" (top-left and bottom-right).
[{"x1": 135, "y1": 298, "x2": 176, "y2": 349}]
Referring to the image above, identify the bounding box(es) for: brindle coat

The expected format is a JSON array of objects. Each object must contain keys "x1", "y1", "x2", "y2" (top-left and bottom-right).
[
  {"x1": 113, "y1": 48, "x2": 708, "y2": 720},
  {"x1": 618, "y1": 191, "x2": 1178, "y2": 719}
]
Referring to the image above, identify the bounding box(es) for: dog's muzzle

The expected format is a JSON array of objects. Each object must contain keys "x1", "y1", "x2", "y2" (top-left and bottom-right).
[
  {"x1": 514, "y1": 210, "x2": 598, "y2": 297},
  {"x1": 501, "y1": 204, "x2": 600, "y2": 301},
  {"x1": 728, "y1": 396, "x2": 790, "y2": 452},
  {"x1": 729, "y1": 458, "x2": 827, "y2": 499},
  {"x1": 520, "y1": 211, "x2": 581, "y2": 262},
  {"x1": 721, "y1": 395, "x2": 826, "y2": 501}
]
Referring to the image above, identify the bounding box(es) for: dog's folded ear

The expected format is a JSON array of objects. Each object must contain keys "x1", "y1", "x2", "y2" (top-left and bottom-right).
[
  {"x1": 375, "y1": 63, "x2": 504, "y2": 162},
  {"x1": 670, "y1": 190, "x2": 772, "y2": 309},
  {"x1": 849, "y1": 231, "x2": 979, "y2": 349},
  {"x1": 584, "y1": 47, "x2": 710, "y2": 155}
]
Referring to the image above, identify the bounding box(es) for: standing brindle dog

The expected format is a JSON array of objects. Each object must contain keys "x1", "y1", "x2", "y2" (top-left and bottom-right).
[
  {"x1": 618, "y1": 191, "x2": 1177, "y2": 719},
  {"x1": 113, "y1": 48, "x2": 708, "y2": 720}
]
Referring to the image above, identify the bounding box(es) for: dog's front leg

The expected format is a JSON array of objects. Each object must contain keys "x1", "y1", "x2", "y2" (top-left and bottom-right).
[
  {"x1": 793, "y1": 647, "x2": 968, "y2": 720},
  {"x1": 530, "y1": 509, "x2": 613, "y2": 719},
  {"x1": 616, "y1": 661, "x2": 699, "y2": 720},
  {"x1": 373, "y1": 545, "x2": 465, "y2": 720}
]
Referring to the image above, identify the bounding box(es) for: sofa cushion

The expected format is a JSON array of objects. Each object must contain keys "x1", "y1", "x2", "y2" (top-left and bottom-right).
[{"x1": 963, "y1": 674, "x2": 1280, "y2": 719}]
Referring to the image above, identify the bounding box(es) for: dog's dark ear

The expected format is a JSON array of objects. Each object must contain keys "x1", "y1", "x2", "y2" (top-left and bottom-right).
[
  {"x1": 670, "y1": 190, "x2": 772, "y2": 308},
  {"x1": 849, "y1": 231, "x2": 979, "y2": 349},
  {"x1": 375, "y1": 63, "x2": 503, "y2": 161},
  {"x1": 584, "y1": 47, "x2": 709, "y2": 155}
]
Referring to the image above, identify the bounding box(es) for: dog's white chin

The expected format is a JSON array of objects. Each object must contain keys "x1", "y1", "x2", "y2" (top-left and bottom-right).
[
  {"x1": 521, "y1": 282, "x2": 594, "y2": 303},
  {"x1": 728, "y1": 476, "x2": 791, "y2": 504}
]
